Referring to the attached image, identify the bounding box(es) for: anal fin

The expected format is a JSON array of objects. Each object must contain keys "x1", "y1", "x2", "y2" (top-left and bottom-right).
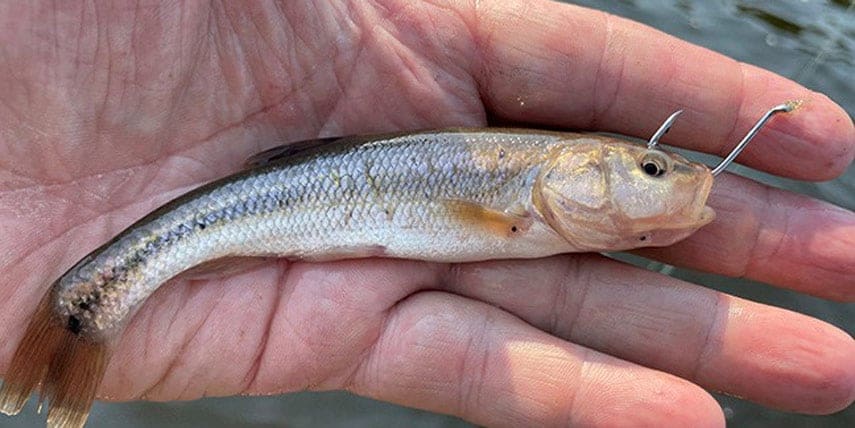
[
  {"x1": 177, "y1": 256, "x2": 274, "y2": 281},
  {"x1": 295, "y1": 245, "x2": 388, "y2": 262}
]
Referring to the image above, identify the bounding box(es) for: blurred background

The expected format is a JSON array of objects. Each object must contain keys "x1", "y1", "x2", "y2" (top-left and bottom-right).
[{"x1": 4, "y1": 0, "x2": 853, "y2": 426}]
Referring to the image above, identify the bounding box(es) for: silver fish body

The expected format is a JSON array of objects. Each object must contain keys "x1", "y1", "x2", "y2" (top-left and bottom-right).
[
  {"x1": 1, "y1": 127, "x2": 717, "y2": 428},
  {"x1": 58, "y1": 130, "x2": 583, "y2": 337}
]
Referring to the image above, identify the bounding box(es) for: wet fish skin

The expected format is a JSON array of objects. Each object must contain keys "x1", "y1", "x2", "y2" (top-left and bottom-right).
[
  {"x1": 0, "y1": 127, "x2": 715, "y2": 428},
  {"x1": 55, "y1": 129, "x2": 567, "y2": 337},
  {"x1": 53, "y1": 128, "x2": 712, "y2": 338}
]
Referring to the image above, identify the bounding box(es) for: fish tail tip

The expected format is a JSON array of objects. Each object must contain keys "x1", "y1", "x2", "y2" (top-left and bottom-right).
[
  {"x1": 0, "y1": 373, "x2": 30, "y2": 415},
  {"x1": 46, "y1": 404, "x2": 93, "y2": 428},
  {"x1": 0, "y1": 292, "x2": 108, "y2": 428},
  {"x1": 0, "y1": 389, "x2": 26, "y2": 416}
]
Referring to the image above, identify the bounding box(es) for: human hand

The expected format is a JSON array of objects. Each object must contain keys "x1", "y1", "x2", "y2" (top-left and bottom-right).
[{"x1": 1, "y1": 1, "x2": 853, "y2": 427}]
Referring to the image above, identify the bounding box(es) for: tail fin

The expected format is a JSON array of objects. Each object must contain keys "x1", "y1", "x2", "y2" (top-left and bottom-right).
[{"x1": 0, "y1": 291, "x2": 108, "y2": 428}]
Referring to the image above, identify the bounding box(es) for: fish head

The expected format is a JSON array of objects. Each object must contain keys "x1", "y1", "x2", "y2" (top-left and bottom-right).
[{"x1": 533, "y1": 137, "x2": 715, "y2": 251}]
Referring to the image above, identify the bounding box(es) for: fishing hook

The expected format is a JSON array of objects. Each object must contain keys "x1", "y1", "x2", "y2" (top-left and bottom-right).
[
  {"x1": 646, "y1": 102, "x2": 796, "y2": 175},
  {"x1": 710, "y1": 102, "x2": 795, "y2": 176},
  {"x1": 647, "y1": 110, "x2": 683, "y2": 150}
]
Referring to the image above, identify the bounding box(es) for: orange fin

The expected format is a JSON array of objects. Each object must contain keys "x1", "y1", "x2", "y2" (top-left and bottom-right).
[
  {"x1": 0, "y1": 290, "x2": 108, "y2": 428},
  {"x1": 443, "y1": 200, "x2": 532, "y2": 237}
]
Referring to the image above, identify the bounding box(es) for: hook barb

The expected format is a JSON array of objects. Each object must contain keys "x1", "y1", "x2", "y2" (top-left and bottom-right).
[
  {"x1": 710, "y1": 102, "x2": 795, "y2": 176},
  {"x1": 647, "y1": 110, "x2": 683, "y2": 149}
]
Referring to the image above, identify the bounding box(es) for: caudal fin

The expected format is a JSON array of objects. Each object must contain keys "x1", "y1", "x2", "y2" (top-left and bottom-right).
[{"x1": 0, "y1": 291, "x2": 108, "y2": 428}]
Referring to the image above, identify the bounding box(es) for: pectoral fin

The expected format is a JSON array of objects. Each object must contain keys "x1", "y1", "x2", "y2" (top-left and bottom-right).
[{"x1": 443, "y1": 200, "x2": 532, "y2": 238}]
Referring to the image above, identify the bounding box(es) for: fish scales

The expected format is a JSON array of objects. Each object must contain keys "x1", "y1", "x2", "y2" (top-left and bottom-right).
[
  {"x1": 1, "y1": 127, "x2": 719, "y2": 428},
  {"x1": 55, "y1": 130, "x2": 575, "y2": 337}
]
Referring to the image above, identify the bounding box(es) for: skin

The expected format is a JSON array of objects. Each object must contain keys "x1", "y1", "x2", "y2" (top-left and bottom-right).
[{"x1": 0, "y1": 1, "x2": 853, "y2": 426}]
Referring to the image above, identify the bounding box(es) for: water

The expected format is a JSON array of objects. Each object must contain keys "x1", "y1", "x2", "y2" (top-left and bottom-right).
[{"x1": 3, "y1": 1, "x2": 853, "y2": 427}]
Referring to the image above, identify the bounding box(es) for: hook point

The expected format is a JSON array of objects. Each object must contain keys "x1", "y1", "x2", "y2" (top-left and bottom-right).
[{"x1": 647, "y1": 109, "x2": 683, "y2": 149}]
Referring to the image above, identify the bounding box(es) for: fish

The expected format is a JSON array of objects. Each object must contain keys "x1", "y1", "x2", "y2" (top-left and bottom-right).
[{"x1": 0, "y1": 105, "x2": 791, "y2": 428}]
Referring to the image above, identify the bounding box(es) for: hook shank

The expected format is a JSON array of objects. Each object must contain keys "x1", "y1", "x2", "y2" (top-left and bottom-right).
[{"x1": 710, "y1": 103, "x2": 795, "y2": 176}]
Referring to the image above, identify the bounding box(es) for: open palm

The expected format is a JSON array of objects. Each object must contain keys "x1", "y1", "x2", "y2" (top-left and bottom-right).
[{"x1": 1, "y1": 1, "x2": 853, "y2": 426}]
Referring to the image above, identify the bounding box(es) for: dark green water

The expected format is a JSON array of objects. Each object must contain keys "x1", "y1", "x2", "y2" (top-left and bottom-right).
[{"x1": 4, "y1": 1, "x2": 852, "y2": 427}]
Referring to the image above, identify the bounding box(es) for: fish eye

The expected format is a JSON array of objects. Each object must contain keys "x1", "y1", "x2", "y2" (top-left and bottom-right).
[{"x1": 640, "y1": 151, "x2": 670, "y2": 177}]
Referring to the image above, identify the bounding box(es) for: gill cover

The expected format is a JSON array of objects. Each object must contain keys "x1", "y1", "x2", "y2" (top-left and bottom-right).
[{"x1": 532, "y1": 140, "x2": 616, "y2": 250}]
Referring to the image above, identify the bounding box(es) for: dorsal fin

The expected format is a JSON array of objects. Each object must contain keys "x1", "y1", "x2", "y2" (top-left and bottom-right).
[
  {"x1": 243, "y1": 128, "x2": 517, "y2": 169},
  {"x1": 244, "y1": 136, "x2": 345, "y2": 168}
]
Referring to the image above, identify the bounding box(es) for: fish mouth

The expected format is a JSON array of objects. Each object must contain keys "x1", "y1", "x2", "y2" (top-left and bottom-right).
[
  {"x1": 698, "y1": 205, "x2": 716, "y2": 225},
  {"x1": 630, "y1": 205, "x2": 716, "y2": 233},
  {"x1": 666, "y1": 205, "x2": 716, "y2": 230},
  {"x1": 667, "y1": 171, "x2": 716, "y2": 230},
  {"x1": 686, "y1": 205, "x2": 715, "y2": 228}
]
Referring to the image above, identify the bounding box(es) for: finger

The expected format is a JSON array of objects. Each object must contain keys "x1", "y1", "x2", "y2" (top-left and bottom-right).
[
  {"x1": 83, "y1": 258, "x2": 725, "y2": 428},
  {"x1": 102, "y1": 258, "x2": 439, "y2": 401},
  {"x1": 463, "y1": 0, "x2": 854, "y2": 179},
  {"x1": 350, "y1": 291, "x2": 725, "y2": 427},
  {"x1": 637, "y1": 173, "x2": 855, "y2": 301},
  {"x1": 444, "y1": 255, "x2": 855, "y2": 414}
]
